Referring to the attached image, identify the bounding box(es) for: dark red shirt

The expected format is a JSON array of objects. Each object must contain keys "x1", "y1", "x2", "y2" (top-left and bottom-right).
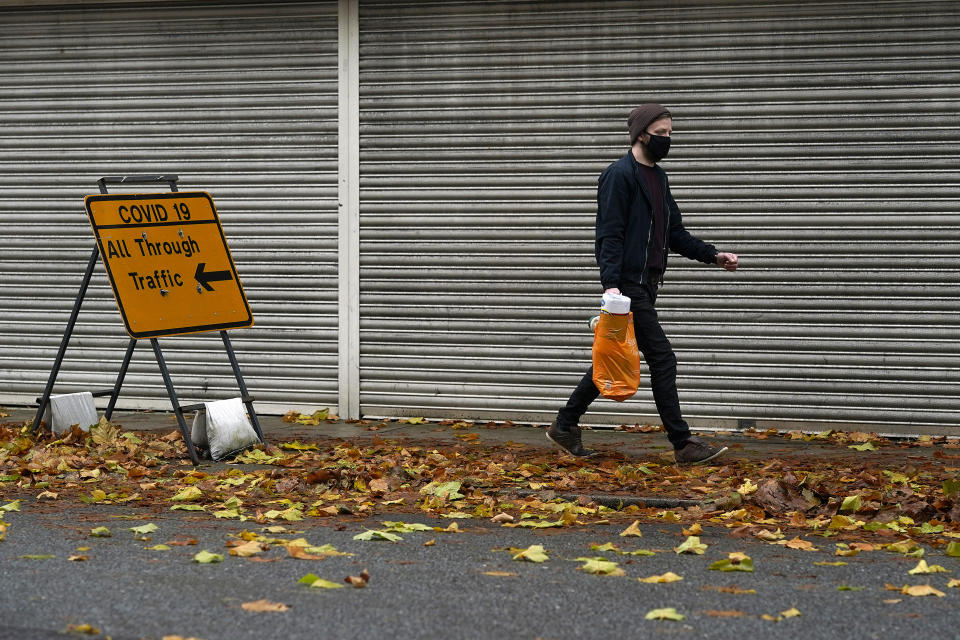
[{"x1": 638, "y1": 164, "x2": 665, "y2": 271}]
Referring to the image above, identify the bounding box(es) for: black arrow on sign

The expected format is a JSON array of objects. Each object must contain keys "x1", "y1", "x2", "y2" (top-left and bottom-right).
[{"x1": 195, "y1": 262, "x2": 233, "y2": 291}]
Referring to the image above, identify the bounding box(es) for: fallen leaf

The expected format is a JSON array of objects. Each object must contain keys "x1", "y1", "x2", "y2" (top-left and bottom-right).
[
  {"x1": 169, "y1": 487, "x2": 202, "y2": 502},
  {"x1": 737, "y1": 479, "x2": 758, "y2": 495},
  {"x1": 674, "y1": 536, "x2": 707, "y2": 555},
  {"x1": 65, "y1": 623, "x2": 100, "y2": 635},
  {"x1": 353, "y1": 529, "x2": 402, "y2": 542},
  {"x1": 129, "y1": 523, "x2": 159, "y2": 536},
  {"x1": 241, "y1": 599, "x2": 290, "y2": 612},
  {"x1": 908, "y1": 560, "x2": 949, "y2": 575},
  {"x1": 681, "y1": 523, "x2": 702, "y2": 536},
  {"x1": 90, "y1": 527, "x2": 111, "y2": 538},
  {"x1": 193, "y1": 550, "x2": 223, "y2": 564},
  {"x1": 344, "y1": 569, "x2": 370, "y2": 588},
  {"x1": 229, "y1": 541, "x2": 265, "y2": 558},
  {"x1": 703, "y1": 610, "x2": 745, "y2": 618},
  {"x1": 482, "y1": 571, "x2": 517, "y2": 577},
  {"x1": 644, "y1": 607, "x2": 685, "y2": 621},
  {"x1": 901, "y1": 584, "x2": 946, "y2": 597},
  {"x1": 638, "y1": 572, "x2": 683, "y2": 584},
  {"x1": 577, "y1": 557, "x2": 625, "y2": 576},
  {"x1": 297, "y1": 573, "x2": 346, "y2": 589},
  {"x1": 702, "y1": 585, "x2": 757, "y2": 595},
  {"x1": 755, "y1": 529, "x2": 784, "y2": 541},
  {"x1": 511, "y1": 544, "x2": 549, "y2": 563},
  {"x1": 776, "y1": 537, "x2": 818, "y2": 552},
  {"x1": 709, "y1": 553, "x2": 754, "y2": 572},
  {"x1": 619, "y1": 520, "x2": 643, "y2": 538}
]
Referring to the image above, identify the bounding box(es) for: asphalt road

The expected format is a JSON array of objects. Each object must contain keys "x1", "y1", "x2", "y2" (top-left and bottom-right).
[{"x1": 1, "y1": 500, "x2": 956, "y2": 640}]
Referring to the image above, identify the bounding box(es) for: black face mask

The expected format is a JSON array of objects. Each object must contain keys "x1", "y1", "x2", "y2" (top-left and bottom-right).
[{"x1": 644, "y1": 133, "x2": 671, "y2": 162}]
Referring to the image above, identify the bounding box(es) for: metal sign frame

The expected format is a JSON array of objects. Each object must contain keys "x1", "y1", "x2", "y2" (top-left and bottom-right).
[{"x1": 31, "y1": 176, "x2": 264, "y2": 465}]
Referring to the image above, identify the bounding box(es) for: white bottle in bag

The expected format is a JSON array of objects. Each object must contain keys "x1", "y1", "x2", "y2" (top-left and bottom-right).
[
  {"x1": 589, "y1": 293, "x2": 631, "y2": 331},
  {"x1": 601, "y1": 292, "x2": 631, "y2": 314}
]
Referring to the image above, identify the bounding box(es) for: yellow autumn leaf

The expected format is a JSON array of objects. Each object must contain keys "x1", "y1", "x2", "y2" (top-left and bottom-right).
[
  {"x1": 674, "y1": 536, "x2": 707, "y2": 555},
  {"x1": 619, "y1": 520, "x2": 643, "y2": 538},
  {"x1": 908, "y1": 559, "x2": 949, "y2": 575},
  {"x1": 645, "y1": 607, "x2": 685, "y2": 621},
  {"x1": 169, "y1": 486, "x2": 202, "y2": 502},
  {"x1": 737, "y1": 479, "x2": 758, "y2": 495},
  {"x1": 511, "y1": 544, "x2": 549, "y2": 563},
  {"x1": 638, "y1": 572, "x2": 683, "y2": 584}
]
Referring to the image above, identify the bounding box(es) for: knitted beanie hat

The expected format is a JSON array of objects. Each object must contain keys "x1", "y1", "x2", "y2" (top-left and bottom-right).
[{"x1": 628, "y1": 103, "x2": 671, "y2": 144}]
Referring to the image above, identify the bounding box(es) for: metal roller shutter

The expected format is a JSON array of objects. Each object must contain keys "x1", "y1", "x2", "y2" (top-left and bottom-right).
[
  {"x1": 357, "y1": 0, "x2": 960, "y2": 432},
  {"x1": 0, "y1": 1, "x2": 339, "y2": 415}
]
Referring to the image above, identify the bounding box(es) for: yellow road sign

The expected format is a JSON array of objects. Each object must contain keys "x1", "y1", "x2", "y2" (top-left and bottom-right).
[{"x1": 84, "y1": 192, "x2": 253, "y2": 339}]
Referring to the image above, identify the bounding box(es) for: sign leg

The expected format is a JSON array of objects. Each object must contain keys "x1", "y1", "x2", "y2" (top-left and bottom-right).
[
  {"x1": 220, "y1": 330, "x2": 264, "y2": 441},
  {"x1": 32, "y1": 246, "x2": 100, "y2": 433},
  {"x1": 104, "y1": 338, "x2": 138, "y2": 421},
  {"x1": 150, "y1": 338, "x2": 200, "y2": 465}
]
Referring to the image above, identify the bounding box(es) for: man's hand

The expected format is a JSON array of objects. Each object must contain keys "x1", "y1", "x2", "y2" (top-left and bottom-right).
[
  {"x1": 716, "y1": 252, "x2": 738, "y2": 271},
  {"x1": 604, "y1": 288, "x2": 622, "y2": 295}
]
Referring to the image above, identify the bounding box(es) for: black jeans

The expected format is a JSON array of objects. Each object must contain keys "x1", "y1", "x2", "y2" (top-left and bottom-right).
[{"x1": 558, "y1": 277, "x2": 692, "y2": 448}]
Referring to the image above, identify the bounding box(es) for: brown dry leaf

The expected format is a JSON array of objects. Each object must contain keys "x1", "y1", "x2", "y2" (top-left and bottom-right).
[
  {"x1": 345, "y1": 569, "x2": 370, "y2": 588},
  {"x1": 777, "y1": 537, "x2": 818, "y2": 552},
  {"x1": 702, "y1": 585, "x2": 757, "y2": 595},
  {"x1": 490, "y1": 513, "x2": 515, "y2": 524},
  {"x1": 482, "y1": 571, "x2": 518, "y2": 577},
  {"x1": 368, "y1": 478, "x2": 390, "y2": 494},
  {"x1": 682, "y1": 523, "x2": 703, "y2": 536},
  {"x1": 619, "y1": 520, "x2": 643, "y2": 538},
  {"x1": 286, "y1": 544, "x2": 329, "y2": 560},
  {"x1": 241, "y1": 599, "x2": 290, "y2": 612},
  {"x1": 703, "y1": 610, "x2": 745, "y2": 618},
  {"x1": 68, "y1": 555, "x2": 89, "y2": 562},
  {"x1": 165, "y1": 538, "x2": 199, "y2": 547},
  {"x1": 424, "y1": 539, "x2": 436, "y2": 547}
]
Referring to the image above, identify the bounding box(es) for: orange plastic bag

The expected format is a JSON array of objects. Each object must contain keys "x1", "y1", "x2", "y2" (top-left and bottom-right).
[{"x1": 592, "y1": 312, "x2": 641, "y2": 402}]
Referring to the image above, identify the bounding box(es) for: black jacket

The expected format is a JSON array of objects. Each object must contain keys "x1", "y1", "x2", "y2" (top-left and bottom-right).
[{"x1": 595, "y1": 150, "x2": 718, "y2": 290}]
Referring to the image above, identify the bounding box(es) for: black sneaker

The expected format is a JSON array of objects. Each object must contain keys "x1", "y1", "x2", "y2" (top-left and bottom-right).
[
  {"x1": 674, "y1": 436, "x2": 728, "y2": 465},
  {"x1": 546, "y1": 421, "x2": 595, "y2": 457}
]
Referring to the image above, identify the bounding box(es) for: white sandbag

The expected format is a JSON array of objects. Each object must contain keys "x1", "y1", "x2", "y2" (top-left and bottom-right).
[
  {"x1": 191, "y1": 398, "x2": 260, "y2": 461},
  {"x1": 44, "y1": 392, "x2": 99, "y2": 434}
]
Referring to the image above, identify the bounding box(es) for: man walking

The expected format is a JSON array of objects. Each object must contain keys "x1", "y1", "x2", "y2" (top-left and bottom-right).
[{"x1": 547, "y1": 103, "x2": 739, "y2": 464}]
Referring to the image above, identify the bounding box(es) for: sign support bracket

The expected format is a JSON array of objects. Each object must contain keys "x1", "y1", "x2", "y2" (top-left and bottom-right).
[{"x1": 33, "y1": 176, "x2": 263, "y2": 466}]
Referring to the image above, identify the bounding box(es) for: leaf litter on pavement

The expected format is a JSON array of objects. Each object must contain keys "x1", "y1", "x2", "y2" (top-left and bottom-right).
[{"x1": 2, "y1": 413, "x2": 960, "y2": 626}]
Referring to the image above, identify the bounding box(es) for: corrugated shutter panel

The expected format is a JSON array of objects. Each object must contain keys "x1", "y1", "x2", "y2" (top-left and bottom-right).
[
  {"x1": 0, "y1": 1, "x2": 339, "y2": 414},
  {"x1": 357, "y1": 0, "x2": 960, "y2": 431}
]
